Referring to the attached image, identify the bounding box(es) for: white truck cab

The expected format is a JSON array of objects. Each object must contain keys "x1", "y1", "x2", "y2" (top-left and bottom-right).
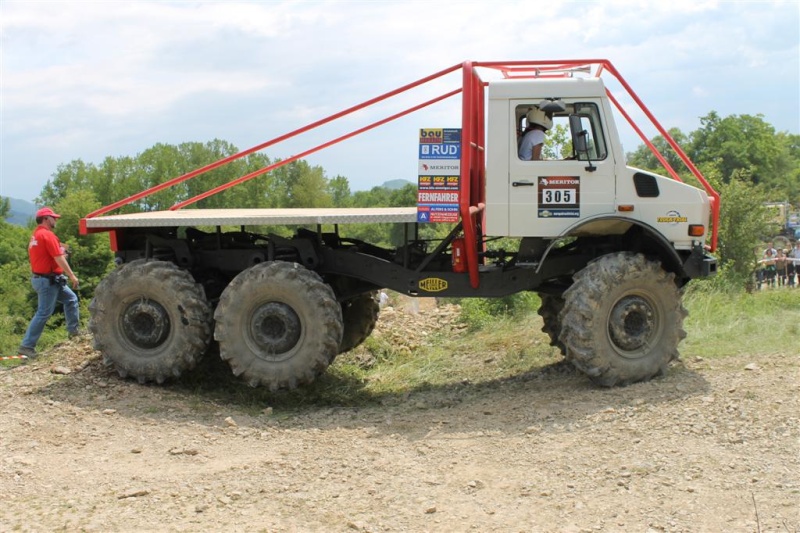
[{"x1": 485, "y1": 77, "x2": 711, "y2": 253}]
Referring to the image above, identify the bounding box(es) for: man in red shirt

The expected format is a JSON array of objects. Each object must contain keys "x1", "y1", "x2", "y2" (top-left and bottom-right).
[{"x1": 18, "y1": 207, "x2": 82, "y2": 359}]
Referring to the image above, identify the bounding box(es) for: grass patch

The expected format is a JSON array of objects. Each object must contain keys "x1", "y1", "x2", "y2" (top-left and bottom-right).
[
  {"x1": 167, "y1": 313, "x2": 560, "y2": 413},
  {"x1": 682, "y1": 287, "x2": 800, "y2": 358},
  {"x1": 338, "y1": 315, "x2": 556, "y2": 393}
]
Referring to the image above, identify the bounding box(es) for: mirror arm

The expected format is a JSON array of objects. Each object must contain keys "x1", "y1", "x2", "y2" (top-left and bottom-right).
[{"x1": 579, "y1": 131, "x2": 596, "y2": 173}]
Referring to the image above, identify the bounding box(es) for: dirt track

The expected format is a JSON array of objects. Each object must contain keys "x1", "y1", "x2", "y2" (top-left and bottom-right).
[{"x1": 1, "y1": 306, "x2": 798, "y2": 532}]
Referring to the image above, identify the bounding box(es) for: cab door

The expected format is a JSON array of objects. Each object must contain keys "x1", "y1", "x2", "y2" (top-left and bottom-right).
[{"x1": 508, "y1": 100, "x2": 617, "y2": 237}]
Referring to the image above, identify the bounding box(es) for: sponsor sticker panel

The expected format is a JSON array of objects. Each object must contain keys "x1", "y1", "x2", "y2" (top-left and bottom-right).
[
  {"x1": 418, "y1": 128, "x2": 461, "y2": 223},
  {"x1": 537, "y1": 176, "x2": 580, "y2": 218}
]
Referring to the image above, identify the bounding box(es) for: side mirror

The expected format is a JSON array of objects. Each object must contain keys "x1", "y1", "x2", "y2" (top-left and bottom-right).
[
  {"x1": 569, "y1": 115, "x2": 587, "y2": 151},
  {"x1": 569, "y1": 115, "x2": 596, "y2": 172}
]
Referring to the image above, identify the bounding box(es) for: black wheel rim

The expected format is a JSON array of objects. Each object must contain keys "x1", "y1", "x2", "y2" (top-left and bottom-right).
[
  {"x1": 249, "y1": 302, "x2": 302, "y2": 360},
  {"x1": 607, "y1": 294, "x2": 658, "y2": 356},
  {"x1": 121, "y1": 299, "x2": 171, "y2": 350}
]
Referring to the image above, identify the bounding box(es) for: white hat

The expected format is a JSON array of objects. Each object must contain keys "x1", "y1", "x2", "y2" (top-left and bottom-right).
[{"x1": 526, "y1": 108, "x2": 552, "y2": 130}]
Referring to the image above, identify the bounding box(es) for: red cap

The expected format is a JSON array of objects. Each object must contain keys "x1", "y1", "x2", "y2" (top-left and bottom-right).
[{"x1": 36, "y1": 207, "x2": 61, "y2": 219}]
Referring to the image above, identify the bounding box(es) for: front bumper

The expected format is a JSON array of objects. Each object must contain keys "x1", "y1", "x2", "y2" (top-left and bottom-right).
[{"x1": 683, "y1": 244, "x2": 717, "y2": 279}]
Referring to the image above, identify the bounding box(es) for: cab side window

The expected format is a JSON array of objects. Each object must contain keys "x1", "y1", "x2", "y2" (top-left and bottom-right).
[{"x1": 515, "y1": 102, "x2": 607, "y2": 161}]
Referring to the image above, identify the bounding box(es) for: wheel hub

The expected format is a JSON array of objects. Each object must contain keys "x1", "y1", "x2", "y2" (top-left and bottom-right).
[
  {"x1": 121, "y1": 299, "x2": 170, "y2": 349},
  {"x1": 249, "y1": 302, "x2": 302, "y2": 358},
  {"x1": 608, "y1": 295, "x2": 656, "y2": 353}
]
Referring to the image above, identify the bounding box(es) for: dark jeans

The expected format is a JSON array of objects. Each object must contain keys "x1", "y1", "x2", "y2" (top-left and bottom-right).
[{"x1": 20, "y1": 276, "x2": 79, "y2": 349}]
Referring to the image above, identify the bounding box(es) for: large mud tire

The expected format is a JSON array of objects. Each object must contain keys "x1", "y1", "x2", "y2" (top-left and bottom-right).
[
  {"x1": 339, "y1": 292, "x2": 380, "y2": 354},
  {"x1": 88, "y1": 259, "x2": 212, "y2": 384},
  {"x1": 560, "y1": 253, "x2": 687, "y2": 387},
  {"x1": 537, "y1": 294, "x2": 566, "y2": 356},
  {"x1": 214, "y1": 262, "x2": 343, "y2": 390}
]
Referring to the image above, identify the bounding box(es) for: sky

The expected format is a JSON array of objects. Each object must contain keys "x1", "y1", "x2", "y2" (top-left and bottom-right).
[{"x1": 1, "y1": 0, "x2": 798, "y2": 204}]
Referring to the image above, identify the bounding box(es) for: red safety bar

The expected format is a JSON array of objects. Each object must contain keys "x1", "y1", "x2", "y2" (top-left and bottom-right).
[
  {"x1": 470, "y1": 60, "x2": 720, "y2": 254},
  {"x1": 81, "y1": 59, "x2": 720, "y2": 288}
]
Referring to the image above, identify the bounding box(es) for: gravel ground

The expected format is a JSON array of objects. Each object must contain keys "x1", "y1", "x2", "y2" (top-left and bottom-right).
[{"x1": 1, "y1": 305, "x2": 798, "y2": 532}]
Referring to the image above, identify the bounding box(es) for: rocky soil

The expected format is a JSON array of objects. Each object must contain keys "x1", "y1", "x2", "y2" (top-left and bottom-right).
[{"x1": 1, "y1": 301, "x2": 798, "y2": 532}]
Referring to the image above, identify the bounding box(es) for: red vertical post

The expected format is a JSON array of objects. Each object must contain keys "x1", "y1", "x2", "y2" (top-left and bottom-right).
[{"x1": 460, "y1": 61, "x2": 481, "y2": 289}]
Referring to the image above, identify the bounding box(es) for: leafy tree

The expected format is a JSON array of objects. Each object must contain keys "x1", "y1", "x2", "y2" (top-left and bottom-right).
[
  {"x1": 0, "y1": 219, "x2": 28, "y2": 265},
  {"x1": 38, "y1": 140, "x2": 277, "y2": 212},
  {"x1": 627, "y1": 114, "x2": 799, "y2": 203},
  {"x1": 37, "y1": 159, "x2": 99, "y2": 207},
  {"x1": 625, "y1": 127, "x2": 691, "y2": 175},
  {"x1": 389, "y1": 183, "x2": 418, "y2": 206},
  {"x1": 0, "y1": 197, "x2": 10, "y2": 219},
  {"x1": 286, "y1": 162, "x2": 333, "y2": 208},
  {"x1": 706, "y1": 169, "x2": 770, "y2": 291},
  {"x1": 328, "y1": 175, "x2": 352, "y2": 208},
  {"x1": 223, "y1": 151, "x2": 277, "y2": 208},
  {"x1": 542, "y1": 123, "x2": 573, "y2": 160},
  {"x1": 625, "y1": 113, "x2": 799, "y2": 290},
  {"x1": 770, "y1": 132, "x2": 800, "y2": 203},
  {"x1": 0, "y1": 219, "x2": 35, "y2": 353},
  {"x1": 688, "y1": 112, "x2": 793, "y2": 191}
]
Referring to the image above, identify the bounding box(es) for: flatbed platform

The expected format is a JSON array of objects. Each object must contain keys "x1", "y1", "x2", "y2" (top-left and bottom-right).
[{"x1": 83, "y1": 207, "x2": 419, "y2": 230}]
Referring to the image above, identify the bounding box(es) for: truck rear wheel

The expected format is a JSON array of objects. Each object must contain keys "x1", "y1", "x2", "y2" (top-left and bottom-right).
[
  {"x1": 214, "y1": 261, "x2": 343, "y2": 390},
  {"x1": 537, "y1": 294, "x2": 566, "y2": 355},
  {"x1": 88, "y1": 259, "x2": 213, "y2": 384},
  {"x1": 339, "y1": 292, "x2": 380, "y2": 354},
  {"x1": 559, "y1": 253, "x2": 687, "y2": 387}
]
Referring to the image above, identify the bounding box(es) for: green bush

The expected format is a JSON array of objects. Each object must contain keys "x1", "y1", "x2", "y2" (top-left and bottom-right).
[{"x1": 457, "y1": 292, "x2": 540, "y2": 331}]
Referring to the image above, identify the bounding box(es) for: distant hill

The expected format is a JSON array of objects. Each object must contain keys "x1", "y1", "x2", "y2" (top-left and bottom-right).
[
  {"x1": 381, "y1": 179, "x2": 415, "y2": 190},
  {"x1": 3, "y1": 197, "x2": 36, "y2": 226}
]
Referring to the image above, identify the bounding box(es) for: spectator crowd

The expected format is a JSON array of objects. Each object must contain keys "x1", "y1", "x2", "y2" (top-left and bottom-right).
[{"x1": 757, "y1": 240, "x2": 800, "y2": 289}]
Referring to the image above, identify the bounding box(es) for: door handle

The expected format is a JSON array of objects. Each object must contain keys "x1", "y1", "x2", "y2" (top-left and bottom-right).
[{"x1": 512, "y1": 181, "x2": 534, "y2": 187}]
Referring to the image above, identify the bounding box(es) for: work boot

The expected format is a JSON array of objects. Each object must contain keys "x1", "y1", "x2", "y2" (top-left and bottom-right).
[
  {"x1": 17, "y1": 345, "x2": 37, "y2": 360},
  {"x1": 68, "y1": 329, "x2": 90, "y2": 340}
]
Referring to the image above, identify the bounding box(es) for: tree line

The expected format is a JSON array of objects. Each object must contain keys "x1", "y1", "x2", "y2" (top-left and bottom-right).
[{"x1": 1, "y1": 111, "x2": 798, "y2": 354}]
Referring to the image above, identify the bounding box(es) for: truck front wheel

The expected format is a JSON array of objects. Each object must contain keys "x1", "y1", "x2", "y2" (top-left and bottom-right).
[
  {"x1": 559, "y1": 253, "x2": 687, "y2": 387},
  {"x1": 89, "y1": 259, "x2": 213, "y2": 384},
  {"x1": 214, "y1": 262, "x2": 343, "y2": 390}
]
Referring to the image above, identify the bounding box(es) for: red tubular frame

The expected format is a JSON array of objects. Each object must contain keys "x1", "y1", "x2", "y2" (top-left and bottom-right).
[
  {"x1": 82, "y1": 63, "x2": 462, "y2": 221},
  {"x1": 81, "y1": 59, "x2": 719, "y2": 283},
  {"x1": 594, "y1": 61, "x2": 719, "y2": 251},
  {"x1": 470, "y1": 60, "x2": 719, "y2": 254}
]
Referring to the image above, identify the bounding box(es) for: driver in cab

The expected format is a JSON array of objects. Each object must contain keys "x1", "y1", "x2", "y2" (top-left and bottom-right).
[{"x1": 518, "y1": 107, "x2": 553, "y2": 161}]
